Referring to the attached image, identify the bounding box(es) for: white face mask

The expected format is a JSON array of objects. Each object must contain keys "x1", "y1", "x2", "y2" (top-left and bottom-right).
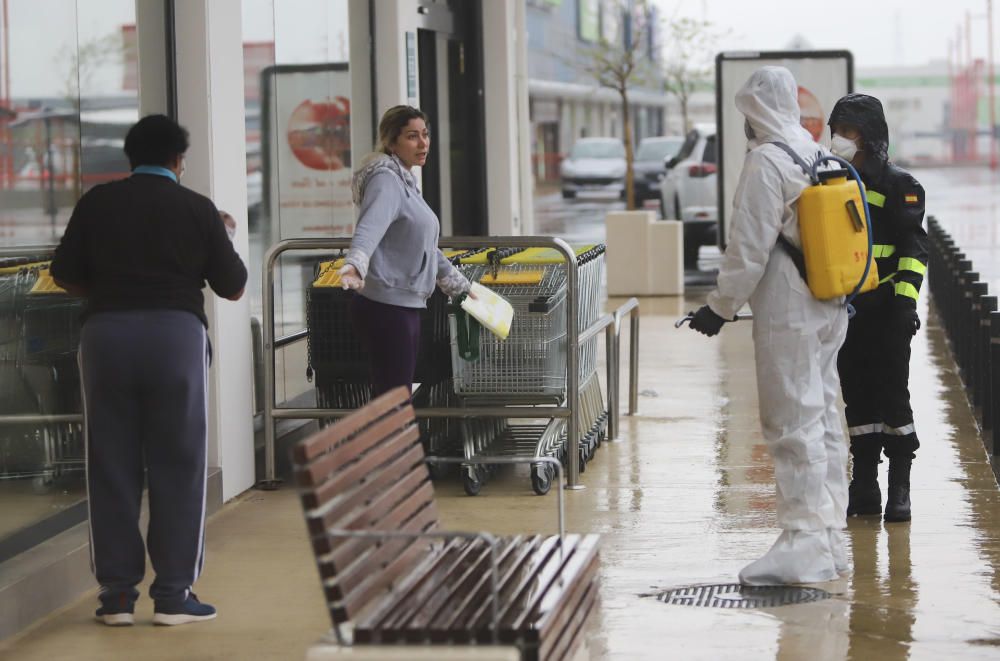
[{"x1": 830, "y1": 134, "x2": 860, "y2": 161}]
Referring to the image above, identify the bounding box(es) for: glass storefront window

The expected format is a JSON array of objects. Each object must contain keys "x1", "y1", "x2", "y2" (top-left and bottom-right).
[
  {"x1": 0, "y1": 0, "x2": 137, "y2": 557},
  {"x1": 242, "y1": 0, "x2": 353, "y2": 410}
]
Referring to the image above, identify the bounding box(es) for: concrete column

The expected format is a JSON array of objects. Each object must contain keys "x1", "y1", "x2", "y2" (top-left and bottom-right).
[
  {"x1": 372, "y1": 0, "x2": 417, "y2": 112},
  {"x1": 482, "y1": 0, "x2": 532, "y2": 236},
  {"x1": 173, "y1": 0, "x2": 255, "y2": 501}
]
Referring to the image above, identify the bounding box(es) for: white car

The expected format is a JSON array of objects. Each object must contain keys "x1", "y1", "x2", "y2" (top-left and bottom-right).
[
  {"x1": 560, "y1": 138, "x2": 627, "y2": 199},
  {"x1": 659, "y1": 124, "x2": 717, "y2": 268}
]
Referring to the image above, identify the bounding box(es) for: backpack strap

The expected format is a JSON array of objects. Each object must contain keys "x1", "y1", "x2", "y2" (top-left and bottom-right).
[
  {"x1": 776, "y1": 233, "x2": 808, "y2": 284},
  {"x1": 768, "y1": 141, "x2": 818, "y2": 184},
  {"x1": 767, "y1": 141, "x2": 814, "y2": 286}
]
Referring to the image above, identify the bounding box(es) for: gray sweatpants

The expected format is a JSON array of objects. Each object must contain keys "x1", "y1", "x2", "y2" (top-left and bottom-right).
[{"x1": 79, "y1": 309, "x2": 209, "y2": 606}]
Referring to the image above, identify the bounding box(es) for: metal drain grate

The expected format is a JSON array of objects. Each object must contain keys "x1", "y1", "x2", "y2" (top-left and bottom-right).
[{"x1": 652, "y1": 583, "x2": 831, "y2": 609}]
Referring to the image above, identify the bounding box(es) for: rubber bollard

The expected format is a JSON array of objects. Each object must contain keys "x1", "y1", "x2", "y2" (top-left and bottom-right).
[{"x1": 980, "y1": 295, "x2": 998, "y2": 429}]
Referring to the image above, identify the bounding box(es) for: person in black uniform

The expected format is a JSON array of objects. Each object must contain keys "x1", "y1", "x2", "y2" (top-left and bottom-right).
[
  {"x1": 51, "y1": 115, "x2": 247, "y2": 626},
  {"x1": 828, "y1": 94, "x2": 928, "y2": 523}
]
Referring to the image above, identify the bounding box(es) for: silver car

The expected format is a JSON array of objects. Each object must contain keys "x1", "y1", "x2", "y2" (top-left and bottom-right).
[{"x1": 560, "y1": 138, "x2": 627, "y2": 199}]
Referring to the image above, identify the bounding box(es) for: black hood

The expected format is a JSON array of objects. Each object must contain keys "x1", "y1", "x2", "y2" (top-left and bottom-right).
[{"x1": 828, "y1": 93, "x2": 889, "y2": 173}]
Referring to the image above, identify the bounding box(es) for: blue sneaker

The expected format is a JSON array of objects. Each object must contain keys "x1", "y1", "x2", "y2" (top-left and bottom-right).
[
  {"x1": 152, "y1": 593, "x2": 217, "y2": 626},
  {"x1": 95, "y1": 593, "x2": 135, "y2": 626}
]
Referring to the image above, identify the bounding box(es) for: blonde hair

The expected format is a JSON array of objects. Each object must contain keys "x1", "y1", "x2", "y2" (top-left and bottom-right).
[{"x1": 377, "y1": 105, "x2": 429, "y2": 154}]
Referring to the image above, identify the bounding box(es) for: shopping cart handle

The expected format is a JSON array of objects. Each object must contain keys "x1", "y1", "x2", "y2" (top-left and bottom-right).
[{"x1": 674, "y1": 311, "x2": 753, "y2": 328}]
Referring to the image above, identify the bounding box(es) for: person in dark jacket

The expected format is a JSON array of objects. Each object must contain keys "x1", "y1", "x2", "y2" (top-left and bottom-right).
[
  {"x1": 828, "y1": 94, "x2": 928, "y2": 523},
  {"x1": 50, "y1": 114, "x2": 247, "y2": 626}
]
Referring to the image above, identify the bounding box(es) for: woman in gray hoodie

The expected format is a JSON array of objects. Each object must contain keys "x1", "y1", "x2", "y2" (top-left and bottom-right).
[{"x1": 339, "y1": 105, "x2": 471, "y2": 396}]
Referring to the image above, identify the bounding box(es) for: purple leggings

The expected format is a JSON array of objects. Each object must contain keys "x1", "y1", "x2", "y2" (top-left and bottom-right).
[{"x1": 351, "y1": 294, "x2": 421, "y2": 397}]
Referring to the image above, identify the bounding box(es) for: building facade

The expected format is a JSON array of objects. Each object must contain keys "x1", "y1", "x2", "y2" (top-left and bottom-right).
[{"x1": 526, "y1": 0, "x2": 671, "y2": 183}]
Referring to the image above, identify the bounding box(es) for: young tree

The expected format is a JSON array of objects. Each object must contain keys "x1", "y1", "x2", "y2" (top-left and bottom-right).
[
  {"x1": 662, "y1": 17, "x2": 719, "y2": 133},
  {"x1": 580, "y1": 0, "x2": 658, "y2": 210}
]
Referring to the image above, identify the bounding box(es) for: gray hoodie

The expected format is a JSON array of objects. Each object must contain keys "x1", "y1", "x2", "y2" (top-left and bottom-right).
[{"x1": 345, "y1": 153, "x2": 469, "y2": 308}]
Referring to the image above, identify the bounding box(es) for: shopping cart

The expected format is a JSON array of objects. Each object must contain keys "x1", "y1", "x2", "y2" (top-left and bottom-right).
[
  {"x1": 450, "y1": 244, "x2": 608, "y2": 495},
  {"x1": 305, "y1": 251, "x2": 473, "y2": 463},
  {"x1": 16, "y1": 266, "x2": 85, "y2": 491}
]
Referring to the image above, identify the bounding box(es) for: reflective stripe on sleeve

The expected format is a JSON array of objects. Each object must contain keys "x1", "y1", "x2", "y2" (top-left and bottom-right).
[
  {"x1": 883, "y1": 423, "x2": 916, "y2": 436},
  {"x1": 898, "y1": 257, "x2": 927, "y2": 276},
  {"x1": 895, "y1": 281, "x2": 920, "y2": 301}
]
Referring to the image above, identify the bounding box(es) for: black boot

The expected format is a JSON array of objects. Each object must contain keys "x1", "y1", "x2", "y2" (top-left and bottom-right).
[
  {"x1": 847, "y1": 451, "x2": 882, "y2": 516},
  {"x1": 884, "y1": 457, "x2": 912, "y2": 522}
]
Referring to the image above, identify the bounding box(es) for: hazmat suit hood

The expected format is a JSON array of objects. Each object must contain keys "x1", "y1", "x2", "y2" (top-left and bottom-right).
[
  {"x1": 736, "y1": 66, "x2": 814, "y2": 148},
  {"x1": 828, "y1": 93, "x2": 889, "y2": 175}
]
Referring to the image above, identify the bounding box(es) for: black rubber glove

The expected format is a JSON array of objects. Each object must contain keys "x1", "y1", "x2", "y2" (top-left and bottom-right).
[
  {"x1": 891, "y1": 297, "x2": 921, "y2": 336},
  {"x1": 689, "y1": 305, "x2": 726, "y2": 337}
]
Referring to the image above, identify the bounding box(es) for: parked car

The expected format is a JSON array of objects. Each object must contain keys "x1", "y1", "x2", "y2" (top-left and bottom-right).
[
  {"x1": 633, "y1": 136, "x2": 684, "y2": 202},
  {"x1": 560, "y1": 137, "x2": 627, "y2": 199},
  {"x1": 660, "y1": 124, "x2": 717, "y2": 268}
]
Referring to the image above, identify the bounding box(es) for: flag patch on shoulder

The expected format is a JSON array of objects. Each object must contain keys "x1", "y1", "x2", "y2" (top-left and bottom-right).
[{"x1": 904, "y1": 193, "x2": 920, "y2": 204}]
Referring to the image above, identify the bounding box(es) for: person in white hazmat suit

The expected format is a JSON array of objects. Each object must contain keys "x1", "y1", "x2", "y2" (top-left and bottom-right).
[{"x1": 687, "y1": 66, "x2": 850, "y2": 585}]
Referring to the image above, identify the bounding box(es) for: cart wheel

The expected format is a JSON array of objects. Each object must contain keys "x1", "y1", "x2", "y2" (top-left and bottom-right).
[
  {"x1": 463, "y1": 473, "x2": 482, "y2": 496},
  {"x1": 531, "y1": 466, "x2": 552, "y2": 496}
]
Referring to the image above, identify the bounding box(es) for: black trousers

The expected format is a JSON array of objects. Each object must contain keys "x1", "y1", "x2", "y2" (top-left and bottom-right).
[
  {"x1": 837, "y1": 291, "x2": 920, "y2": 460},
  {"x1": 350, "y1": 294, "x2": 421, "y2": 397},
  {"x1": 80, "y1": 310, "x2": 209, "y2": 606}
]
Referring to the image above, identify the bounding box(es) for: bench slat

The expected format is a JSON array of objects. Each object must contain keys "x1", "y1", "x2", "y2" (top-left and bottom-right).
[
  {"x1": 533, "y1": 539, "x2": 600, "y2": 655},
  {"x1": 318, "y1": 497, "x2": 439, "y2": 580},
  {"x1": 335, "y1": 529, "x2": 436, "y2": 623},
  {"x1": 444, "y1": 535, "x2": 555, "y2": 642},
  {"x1": 376, "y1": 538, "x2": 504, "y2": 636},
  {"x1": 305, "y1": 438, "x2": 426, "y2": 538},
  {"x1": 327, "y1": 480, "x2": 437, "y2": 598},
  {"x1": 546, "y1": 577, "x2": 599, "y2": 661},
  {"x1": 407, "y1": 538, "x2": 525, "y2": 641},
  {"x1": 306, "y1": 422, "x2": 424, "y2": 509},
  {"x1": 353, "y1": 537, "x2": 470, "y2": 642},
  {"x1": 507, "y1": 534, "x2": 600, "y2": 644},
  {"x1": 294, "y1": 388, "x2": 411, "y2": 463}
]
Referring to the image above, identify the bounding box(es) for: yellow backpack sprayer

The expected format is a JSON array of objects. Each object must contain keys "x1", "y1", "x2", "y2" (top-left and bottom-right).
[
  {"x1": 677, "y1": 143, "x2": 877, "y2": 329},
  {"x1": 770, "y1": 142, "x2": 879, "y2": 308}
]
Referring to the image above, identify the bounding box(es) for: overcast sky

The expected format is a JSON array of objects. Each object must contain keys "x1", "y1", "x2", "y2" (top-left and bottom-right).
[{"x1": 664, "y1": 0, "x2": 998, "y2": 68}]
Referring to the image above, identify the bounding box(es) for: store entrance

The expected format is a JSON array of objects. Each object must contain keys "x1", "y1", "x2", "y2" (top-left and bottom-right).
[{"x1": 414, "y1": 2, "x2": 487, "y2": 236}]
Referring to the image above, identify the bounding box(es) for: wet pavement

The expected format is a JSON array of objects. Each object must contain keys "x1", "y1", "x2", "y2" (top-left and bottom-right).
[
  {"x1": 3, "y1": 283, "x2": 999, "y2": 660},
  {"x1": 913, "y1": 166, "x2": 1000, "y2": 291}
]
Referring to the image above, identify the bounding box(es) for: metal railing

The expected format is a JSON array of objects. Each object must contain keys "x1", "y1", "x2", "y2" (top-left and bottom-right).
[
  {"x1": 926, "y1": 216, "x2": 998, "y2": 457},
  {"x1": 260, "y1": 236, "x2": 640, "y2": 490}
]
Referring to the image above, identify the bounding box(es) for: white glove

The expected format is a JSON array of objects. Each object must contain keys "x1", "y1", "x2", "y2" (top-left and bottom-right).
[{"x1": 338, "y1": 264, "x2": 364, "y2": 291}]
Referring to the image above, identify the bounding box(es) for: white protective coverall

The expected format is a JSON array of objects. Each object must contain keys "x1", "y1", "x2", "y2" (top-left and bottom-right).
[{"x1": 707, "y1": 67, "x2": 850, "y2": 585}]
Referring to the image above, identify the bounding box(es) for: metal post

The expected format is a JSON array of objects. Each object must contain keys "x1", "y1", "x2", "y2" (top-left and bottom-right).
[
  {"x1": 971, "y1": 282, "x2": 989, "y2": 407},
  {"x1": 992, "y1": 311, "x2": 1000, "y2": 456},
  {"x1": 605, "y1": 323, "x2": 618, "y2": 441},
  {"x1": 961, "y1": 272, "x2": 980, "y2": 380},
  {"x1": 556, "y1": 237, "x2": 583, "y2": 490},
  {"x1": 259, "y1": 240, "x2": 282, "y2": 489},
  {"x1": 629, "y1": 308, "x2": 639, "y2": 415},
  {"x1": 980, "y1": 295, "x2": 997, "y2": 429}
]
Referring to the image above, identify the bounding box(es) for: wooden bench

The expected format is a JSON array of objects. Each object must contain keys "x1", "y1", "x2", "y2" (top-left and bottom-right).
[{"x1": 293, "y1": 387, "x2": 600, "y2": 661}]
